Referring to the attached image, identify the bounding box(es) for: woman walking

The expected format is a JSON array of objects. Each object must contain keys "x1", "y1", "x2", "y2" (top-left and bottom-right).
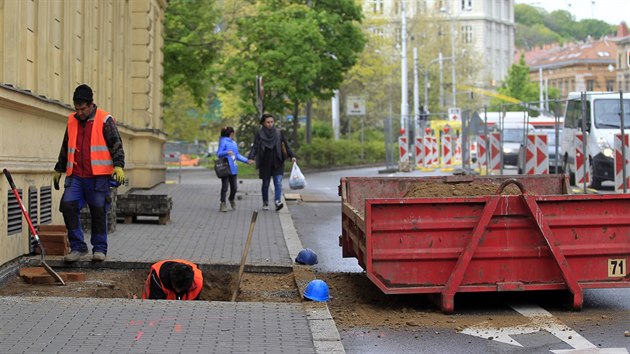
[
  {"x1": 248, "y1": 113, "x2": 296, "y2": 211},
  {"x1": 217, "y1": 127, "x2": 253, "y2": 212}
]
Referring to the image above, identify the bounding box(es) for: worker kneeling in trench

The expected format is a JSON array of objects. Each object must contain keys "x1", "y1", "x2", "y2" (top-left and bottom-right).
[{"x1": 142, "y1": 259, "x2": 203, "y2": 300}]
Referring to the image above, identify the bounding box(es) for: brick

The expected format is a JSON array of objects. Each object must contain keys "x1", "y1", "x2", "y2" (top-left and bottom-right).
[
  {"x1": 19, "y1": 267, "x2": 68, "y2": 284},
  {"x1": 63, "y1": 272, "x2": 87, "y2": 282},
  {"x1": 38, "y1": 224, "x2": 67, "y2": 233}
]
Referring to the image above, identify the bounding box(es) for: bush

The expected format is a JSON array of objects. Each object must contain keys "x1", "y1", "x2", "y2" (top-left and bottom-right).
[{"x1": 297, "y1": 137, "x2": 385, "y2": 169}]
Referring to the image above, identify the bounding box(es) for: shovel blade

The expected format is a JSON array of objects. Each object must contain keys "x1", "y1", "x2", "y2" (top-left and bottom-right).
[{"x1": 41, "y1": 262, "x2": 66, "y2": 285}]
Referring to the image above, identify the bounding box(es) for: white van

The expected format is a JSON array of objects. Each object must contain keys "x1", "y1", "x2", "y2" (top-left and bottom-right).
[{"x1": 561, "y1": 92, "x2": 630, "y2": 188}]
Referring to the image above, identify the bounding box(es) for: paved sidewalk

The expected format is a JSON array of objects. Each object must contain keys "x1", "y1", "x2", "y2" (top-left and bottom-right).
[{"x1": 0, "y1": 168, "x2": 343, "y2": 354}]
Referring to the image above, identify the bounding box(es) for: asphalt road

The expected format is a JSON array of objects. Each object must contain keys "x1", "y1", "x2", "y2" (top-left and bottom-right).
[{"x1": 287, "y1": 165, "x2": 630, "y2": 353}]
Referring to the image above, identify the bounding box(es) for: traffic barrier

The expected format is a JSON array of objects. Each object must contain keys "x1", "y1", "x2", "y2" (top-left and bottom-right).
[
  {"x1": 399, "y1": 136, "x2": 409, "y2": 164},
  {"x1": 415, "y1": 137, "x2": 424, "y2": 168},
  {"x1": 454, "y1": 136, "x2": 462, "y2": 163},
  {"x1": 441, "y1": 134, "x2": 453, "y2": 170},
  {"x1": 489, "y1": 132, "x2": 501, "y2": 171},
  {"x1": 524, "y1": 134, "x2": 537, "y2": 174},
  {"x1": 477, "y1": 135, "x2": 487, "y2": 167},
  {"x1": 575, "y1": 132, "x2": 590, "y2": 185},
  {"x1": 422, "y1": 136, "x2": 434, "y2": 169},
  {"x1": 535, "y1": 134, "x2": 549, "y2": 174},
  {"x1": 614, "y1": 133, "x2": 630, "y2": 192},
  {"x1": 431, "y1": 136, "x2": 439, "y2": 166}
]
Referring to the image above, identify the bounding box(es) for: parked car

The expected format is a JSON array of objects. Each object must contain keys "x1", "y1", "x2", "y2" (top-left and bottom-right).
[{"x1": 502, "y1": 123, "x2": 535, "y2": 167}]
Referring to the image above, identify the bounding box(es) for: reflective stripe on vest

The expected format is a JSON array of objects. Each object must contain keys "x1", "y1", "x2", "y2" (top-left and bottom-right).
[
  {"x1": 142, "y1": 259, "x2": 203, "y2": 300},
  {"x1": 66, "y1": 108, "x2": 114, "y2": 176}
]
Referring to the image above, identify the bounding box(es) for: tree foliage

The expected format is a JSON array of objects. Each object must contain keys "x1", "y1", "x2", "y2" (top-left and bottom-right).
[
  {"x1": 489, "y1": 55, "x2": 561, "y2": 115},
  {"x1": 515, "y1": 4, "x2": 616, "y2": 49},
  {"x1": 163, "y1": 0, "x2": 223, "y2": 106},
  {"x1": 223, "y1": 0, "x2": 366, "y2": 146}
]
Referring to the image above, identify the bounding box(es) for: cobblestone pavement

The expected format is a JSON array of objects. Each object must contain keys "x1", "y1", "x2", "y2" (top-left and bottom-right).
[{"x1": 0, "y1": 168, "x2": 343, "y2": 354}]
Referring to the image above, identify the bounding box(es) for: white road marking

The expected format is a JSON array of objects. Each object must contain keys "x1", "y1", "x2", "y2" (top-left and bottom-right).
[{"x1": 460, "y1": 303, "x2": 629, "y2": 353}]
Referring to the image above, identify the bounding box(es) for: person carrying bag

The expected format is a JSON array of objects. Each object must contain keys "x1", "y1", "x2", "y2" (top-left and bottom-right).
[{"x1": 216, "y1": 127, "x2": 253, "y2": 212}]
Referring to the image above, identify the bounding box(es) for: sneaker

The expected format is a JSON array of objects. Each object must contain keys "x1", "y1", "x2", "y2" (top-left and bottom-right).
[
  {"x1": 229, "y1": 199, "x2": 236, "y2": 210},
  {"x1": 92, "y1": 252, "x2": 106, "y2": 262},
  {"x1": 262, "y1": 203, "x2": 269, "y2": 211},
  {"x1": 220, "y1": 202, "x2": 227, "y2": 212},
  {"x1": 64, "y1": 250, "x2": 88, "y2": 262},
  {"x1": 275, "y1": 200, "x2": 284, "y2": 211}
]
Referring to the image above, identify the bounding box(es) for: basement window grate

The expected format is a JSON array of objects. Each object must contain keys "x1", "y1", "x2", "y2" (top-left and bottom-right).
[
  {"x1": 39, "y1": 186, "x2": 52, "y2": 224},
  {"x1": 28, "y1": 186, "x2": 38, "y2": 227},
  {"x1": 7, "y1": 189, "x2": 23, "y2": 235},
  {"x1": 28, "y1": 187, "x2": 39, "y2": 253}
]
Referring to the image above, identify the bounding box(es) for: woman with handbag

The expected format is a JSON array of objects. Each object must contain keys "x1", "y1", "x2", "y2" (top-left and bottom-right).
[
  {"x1": 248, "y1": 113, "x2": 296, "y2": 211},
  {"x1": 216, "y1": 127, "x2": 253, "y2": 212}
]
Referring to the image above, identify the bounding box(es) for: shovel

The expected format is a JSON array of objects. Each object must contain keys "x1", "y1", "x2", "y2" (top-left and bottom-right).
[
  {"x1": 231, "y1": 210, "x2": 258, "y2": 302},
  {"x1": 3, "y1": 169, "x2": 65, "y2": 285}
]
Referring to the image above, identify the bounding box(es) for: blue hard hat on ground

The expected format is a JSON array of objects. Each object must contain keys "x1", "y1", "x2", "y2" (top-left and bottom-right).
[
  {"x1": 303, "y1": 279, "x2": 329, "y2": 302},
  {"x1": 295, "y1": 248, "x2": 318, "y2": 265}
]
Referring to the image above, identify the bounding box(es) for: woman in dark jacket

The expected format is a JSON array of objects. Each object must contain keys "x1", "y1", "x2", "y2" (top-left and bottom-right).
[
  {"x1": 216, "y1": 127, "x2": 253, "y2": 212},
  {"x1": 248, "y1": 113, "x2": 296, "y2": 211}
]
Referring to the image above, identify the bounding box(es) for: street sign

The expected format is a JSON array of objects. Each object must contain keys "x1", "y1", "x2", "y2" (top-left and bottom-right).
[
  {"x1": 346, "y1": 96, "x2": 366, "y2": 116},
  {"x1": 448, "y1": 107, "x2": 461, "y2": 121}
]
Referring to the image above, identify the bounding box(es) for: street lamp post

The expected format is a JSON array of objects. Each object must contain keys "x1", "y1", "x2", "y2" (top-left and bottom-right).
[
  {"x1": 424, "y1": 54, "x2": 454, "y2": 112},
  {"x1": 440, "y1": 5, "x2": 458, "y2": 109},
  {"x1": 450, "y1": 17, "x2": 456, "y2": 108}
]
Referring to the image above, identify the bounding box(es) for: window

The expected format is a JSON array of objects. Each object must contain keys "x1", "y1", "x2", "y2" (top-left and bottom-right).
[
  {"x1": 40, "y1": 186, "x2": 52, "y2": 224},
  {"x1": 371, "y1": 0, "x2": 384, "y2": 14},
  {"x1": 564, "y1": 100, "x2": 589, "y2": 129},
  {"x1": 461, "y1": 0, "x2": 472, "y2": 10},
  {"x1": 7, "y1": 189, "x2": 23, "y2": 235},
  {"x1": 607, "y1": 80, "x2": 615, "y2": 91},
  {"x1": 462, "y1": 25, "x2": 473, "y2": 44},
  {"x1": 587, "y1": 80, "x2": 594, "y2": 91}
]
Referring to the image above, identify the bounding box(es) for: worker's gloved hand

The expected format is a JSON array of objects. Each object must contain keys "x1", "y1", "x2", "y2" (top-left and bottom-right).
[
  {"x1": 53, "y1": 171, "x2": 63, "y2": 190},
  {"x1": 112, "y1": 167, "x2": 125, "y2": 185}
]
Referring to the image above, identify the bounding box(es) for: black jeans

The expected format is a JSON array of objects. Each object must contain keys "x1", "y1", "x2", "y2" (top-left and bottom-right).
[{"x1": 220, "y1": 174, "x2": 237, "y2": 202}]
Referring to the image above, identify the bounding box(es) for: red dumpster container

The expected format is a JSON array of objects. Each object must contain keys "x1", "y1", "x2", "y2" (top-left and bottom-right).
[{"x1": 340, "y1": 175, "x2": 630, "y2": 313}]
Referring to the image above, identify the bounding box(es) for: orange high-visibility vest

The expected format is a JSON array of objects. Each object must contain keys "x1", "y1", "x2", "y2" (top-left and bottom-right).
[
  {"x1": 66, "y1": 108, "x2": 114, "y2": 176},
  {"x1": 142, "y1": 260, "x2": 203, "y2": 300}
]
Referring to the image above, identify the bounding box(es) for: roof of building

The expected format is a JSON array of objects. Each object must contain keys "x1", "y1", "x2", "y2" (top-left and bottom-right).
[
  {"x1": 516, "y1": 22, "x2": 629, "y2": 71},
  {"x1": 516, "y1": 38, "x2": 616, "y2": 70}
]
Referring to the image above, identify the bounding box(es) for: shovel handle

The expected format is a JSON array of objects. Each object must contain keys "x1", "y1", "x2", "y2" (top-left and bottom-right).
[{"x1": 3, "y1": 169, "x2": 16, "y2": 189}]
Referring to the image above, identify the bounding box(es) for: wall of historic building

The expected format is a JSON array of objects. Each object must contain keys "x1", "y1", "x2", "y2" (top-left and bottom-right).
[{"x1": 0, "y1": 0, "x2": 167, "y2": 265}]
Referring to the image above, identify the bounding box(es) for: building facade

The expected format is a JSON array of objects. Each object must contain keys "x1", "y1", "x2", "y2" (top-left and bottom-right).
[
  {"x1": 520, "y1": 38, "x2": 618, "y2": 99},
  {"x1": 0, "y1": 0, "x2": 167, "y2": 265},
  {"x1": 362, "y1": 0, "x2": 515, "y2": 87},
  {"x1": 616, "y1": 33, "x2": 630, "y2": 91}
]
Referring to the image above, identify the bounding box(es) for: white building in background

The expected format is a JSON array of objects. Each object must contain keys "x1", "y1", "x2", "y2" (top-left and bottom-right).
[{"x1": 362, "y1": 0, "x2": 515, "y2": 87}]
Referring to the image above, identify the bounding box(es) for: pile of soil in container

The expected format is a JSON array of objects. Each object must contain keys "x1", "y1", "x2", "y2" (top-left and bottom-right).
[{"x1": 403, "y1": 181, "x2": 522, "y2": 198}]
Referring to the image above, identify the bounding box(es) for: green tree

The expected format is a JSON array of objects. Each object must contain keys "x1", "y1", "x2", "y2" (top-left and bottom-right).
[
  {"x1": 163, "y1": 0, "x2": 223, "y2": 106},
  {"x1": 489, "y1": 54, "x2": 562, "y2": 116},
  {"x1": 223, "y1": 0, "x2": 365, "y2": 146},
  {"x1": 489, "y1": 55, "x2": 538, "y2": 113}
]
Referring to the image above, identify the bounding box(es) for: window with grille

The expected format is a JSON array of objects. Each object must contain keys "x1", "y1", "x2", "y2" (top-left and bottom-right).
[
  {"x1": 40, "y1": 186, "x2": 52, "y2": 224},
  {"x1": 7, "y1": 189, "x2": 23, "y2": 235}
]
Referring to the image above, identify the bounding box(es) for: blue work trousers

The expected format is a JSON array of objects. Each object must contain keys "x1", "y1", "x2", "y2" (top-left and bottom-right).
[{"x1": 60, "y1": 175, "x2": 111, "y2": 254}]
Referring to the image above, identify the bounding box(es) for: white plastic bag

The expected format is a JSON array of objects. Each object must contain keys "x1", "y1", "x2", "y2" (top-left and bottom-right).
[{"x1": 289, "y1": 162, "x2": 306, "y2": 190}]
